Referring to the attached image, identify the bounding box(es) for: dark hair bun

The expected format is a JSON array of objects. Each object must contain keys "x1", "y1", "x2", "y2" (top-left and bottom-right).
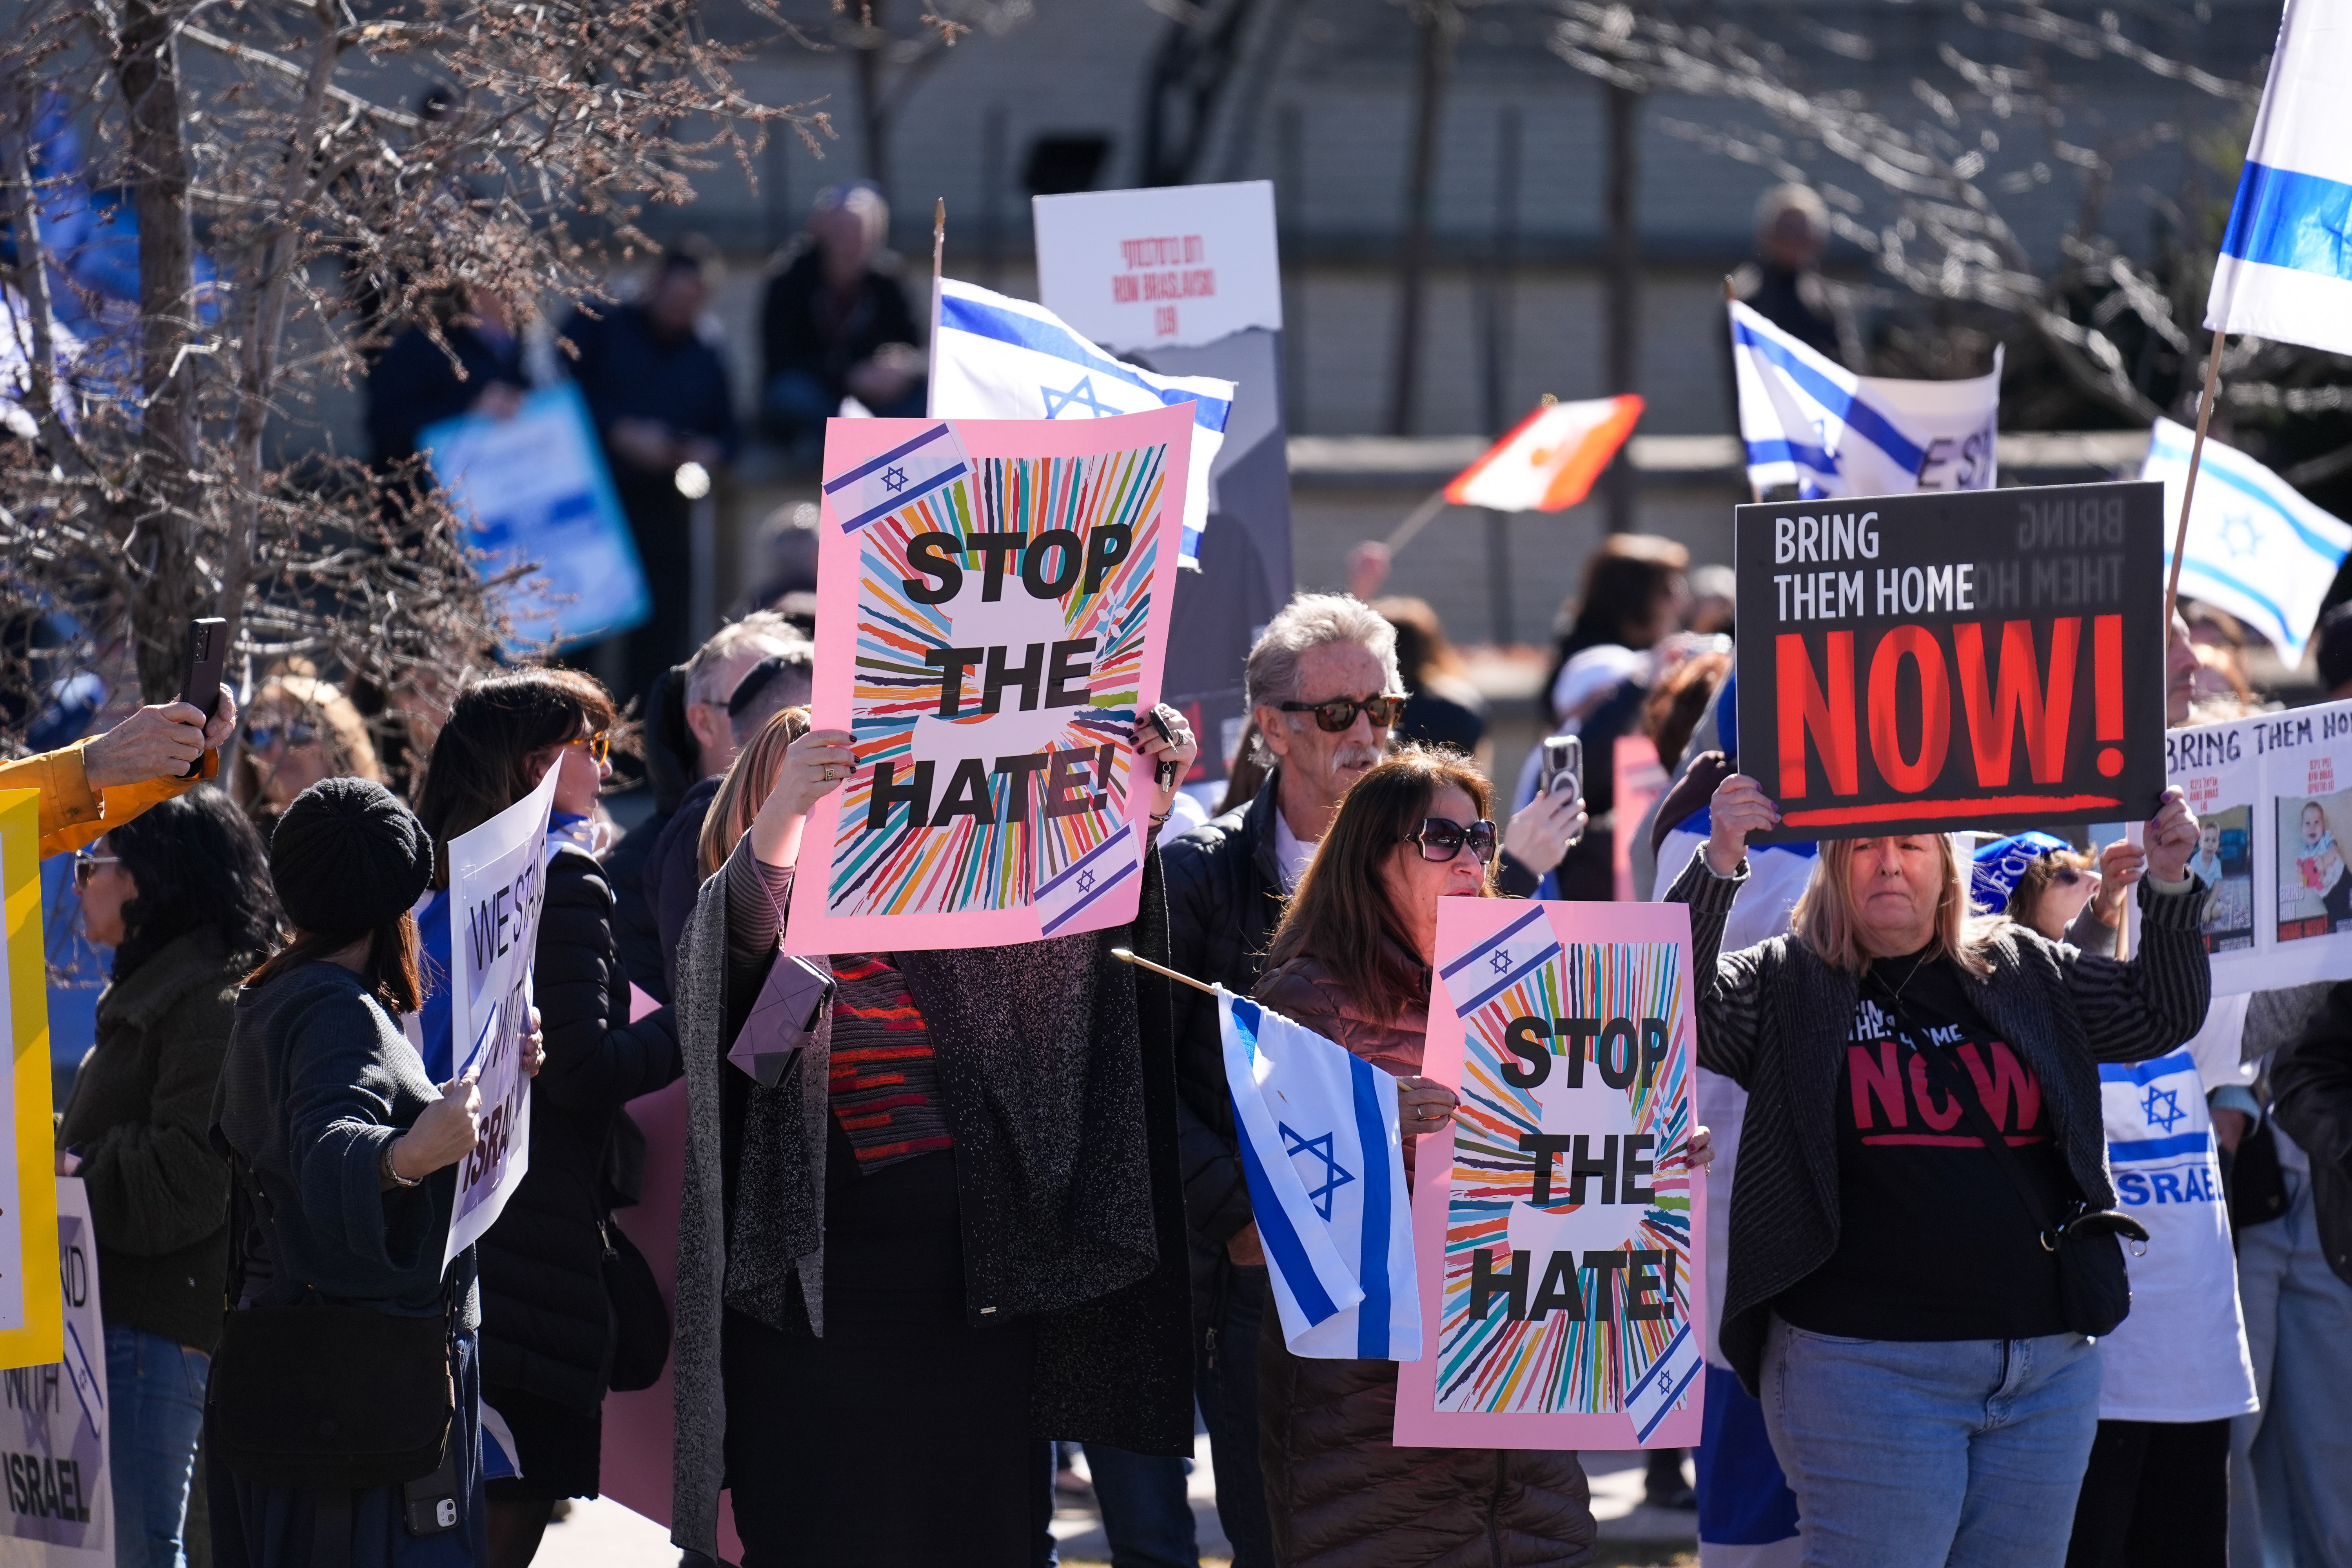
[{"x1": 267, "y1": 777, "x2": 434, "y2": 938}]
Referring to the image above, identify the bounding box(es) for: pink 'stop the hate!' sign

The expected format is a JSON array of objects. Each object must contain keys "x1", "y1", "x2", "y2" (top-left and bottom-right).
[
  {"x1": 1394, "y1": 897, "x2": 1707, "y2": 1450},
  {"x1": 783, "y1": 408, "x2": 1192, "y2": 955}
]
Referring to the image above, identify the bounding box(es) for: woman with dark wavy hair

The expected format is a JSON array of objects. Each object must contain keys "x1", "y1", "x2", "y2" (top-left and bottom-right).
[
  {"x1": 58, "y1": 786, "x2": 280, "y2": 1568},
  {"x1": 1251, "y1": 746, "x2": 1603, "y2": 1568}
]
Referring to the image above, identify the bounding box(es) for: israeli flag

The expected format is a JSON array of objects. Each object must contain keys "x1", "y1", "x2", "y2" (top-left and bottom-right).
[
  {"x1": 2206, "y1": 0, "x2": 2352, "y2": 358},
  {"x1": 1219, "y1": 987, "x2": 1420, "y2": 1361},
  {"x1": 1034, "y1": 830, "x2": 1142, "y2": 937},
  {"x1": 1434, "y1": 903, "x2": 1562, "y2": 1018},
  {"x1": 931, "y1": 277, "x2": 1233, "y2": 569},
  {"x1": 1731, "y1": 300, "x2": 2002, "y2": 500},
  {"x1": 821, "y1": 420, "x2": 973, "y2": 535},
  {"x1": 2143, "y1": 417, "x2": 2352, "y2": 665}
]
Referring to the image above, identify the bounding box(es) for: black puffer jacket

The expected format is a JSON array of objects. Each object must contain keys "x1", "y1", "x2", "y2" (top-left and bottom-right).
[
  {"x1": 1162, "y1": 775, "x2": 1287, "y2": 1250},
  {"x1": 478, "y1": 848, "x2": 681, "y2": 1412}
]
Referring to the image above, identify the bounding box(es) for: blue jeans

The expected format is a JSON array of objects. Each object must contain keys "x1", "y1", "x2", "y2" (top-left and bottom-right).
[
  {"x1": 1083, "y1": 1444, "x2": 1196, "y2": 1568},
  {"x1": 2229, "y1": 1168, "x2": 2352, "y2": 1568},
  {"x1": 1759, "y1": 1317, "x2": 2102, "y2": 1568},
  {"x1": 105, "y1": 1326, "x2": 209, "y2": 1568}
]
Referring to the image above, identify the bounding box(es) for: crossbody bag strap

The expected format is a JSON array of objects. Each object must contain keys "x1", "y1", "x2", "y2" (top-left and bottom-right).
[{"x1": 1913, "y1": 1044, "x2": 2063, "y2": 1248}]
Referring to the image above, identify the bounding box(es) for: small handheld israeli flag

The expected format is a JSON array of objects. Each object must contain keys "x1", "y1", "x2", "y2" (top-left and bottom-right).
[
  {"x1": 1731, "y1": 300, "x2": 2002, "y2": 499},
  {"x1": 932, "y1": 277, "x2": 1233, "y2": 569},
  {"x1": 2142, "y1": 416, "x2": 2352, "y2": 666},
  {"x1": 1219, "y1": 987, "x2": 1420, "y2": 1360}
]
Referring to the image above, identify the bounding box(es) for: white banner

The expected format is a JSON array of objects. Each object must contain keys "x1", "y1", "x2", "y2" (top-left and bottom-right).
[
  {"x1": 0, "y1": 1179, "x2": 111, "y2": 1568},
  {"x1": 442, "y1": 764, "x2": 559, "y2": 1268},
  {"x1": 2153, "y1": 696, "x2": 2352, "y2": 994},
  {"x1": 1032, "y1": 181, "x2": 1281, "y2": 353}
]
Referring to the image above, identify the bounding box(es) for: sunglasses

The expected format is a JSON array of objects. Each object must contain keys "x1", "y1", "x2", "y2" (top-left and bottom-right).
[
  {"x1": 1404, "y1": 817, "x2": 1497, "y2": 864},
  {"x1": 1280, "y1": 694, "x2": 1406, "y2": 733},
  {"x1": 568, "y1": 730, "x2": 612, "y2": 764},
  {"x1": 245, "y1": 721, "x2": 321, "y2": 751},
  {"x1": 72, "y1": 851, "x2": 120, "y2": 889},
  {"x1": 2050, "y1": 866, "x2": 2095, "y2": 888}
]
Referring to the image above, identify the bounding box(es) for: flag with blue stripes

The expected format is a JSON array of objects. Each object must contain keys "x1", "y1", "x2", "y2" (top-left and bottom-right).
[
  {"x1": 2142, "y1": 416, "x2": 2352, "y2": 665},
  {"x1": 2205, "y1": 0, "x2": 2352, "y2": 358},
  {"x1": 1730, "y1": 300, "x2": 2002, "y2": 500},
  {"x1": 1219, "y1": 987, "x2": 1420, "y2": 1361},
  {"x1": 820, "y1": 419, "x2": 972, "y2": 535},
  {"x1": 931, "y1": 277, "x2": 1232, "y2": 569}
]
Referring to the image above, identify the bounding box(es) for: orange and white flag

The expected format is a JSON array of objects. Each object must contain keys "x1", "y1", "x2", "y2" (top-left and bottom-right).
[{"x1": 1443, "y1": 394, "x2": 1642, "y2": 513}]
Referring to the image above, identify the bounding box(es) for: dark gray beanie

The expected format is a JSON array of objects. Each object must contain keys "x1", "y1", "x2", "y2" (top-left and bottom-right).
[{"x1": 268, "y1": 776, "x2": 434, "y2": 937}]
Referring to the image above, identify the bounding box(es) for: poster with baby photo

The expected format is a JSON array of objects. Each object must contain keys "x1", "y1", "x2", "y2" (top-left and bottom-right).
[
  {"x1": 2278, "y1": 774, "x2": 2352, "y2": 941},
  {"x1": 2190, "y1": 804, "x2": 2254, "y2": 953}
]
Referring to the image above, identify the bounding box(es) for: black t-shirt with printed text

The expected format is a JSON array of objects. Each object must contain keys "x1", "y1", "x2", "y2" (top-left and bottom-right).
[{"x1": 1772, "y1": 946, "x2": 2074, "y2": 1342}]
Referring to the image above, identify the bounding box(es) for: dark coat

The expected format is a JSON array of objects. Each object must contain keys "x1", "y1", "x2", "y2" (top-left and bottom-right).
[
  {"x1": 2269, "y1": 981, "x2": 2352, "y2": 1288},
  {"x1": 605, "y1": 666, "x2": 697, "y2": 1004},
  {"x1": 212, "y1": 961, "x2": 470, "y2": 1321},
  {"x1": 646, "y1": 775, "x2": 720, "y2": 997},
  {"x1": 1163, "y1": 777, "x2": 1288, "y2": 1247},
  {"x1": 1666, "y1": 847, "x2": 2212, "y2": 1393},
  {"x1": 1251, "y1": 953, "x2": 1595, "y2": 1568},
  {"x1": 477, "y1": 848, "x2": 680, "y2": 1411},
  {"x1": 364, "y1": 323, "x2": 524, "y2": 468},
  {"x1": 58, "y1": 929, "x2": 241, "y2": 1351},
  {"x1": 759, "y1": 247, "x2": 923, "y2": 403}
]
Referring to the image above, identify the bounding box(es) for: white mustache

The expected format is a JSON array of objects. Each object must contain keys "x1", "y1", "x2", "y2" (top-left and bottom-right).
[{"x1": 1332, "y1": 744, "x2": 1383, "y2": 771}]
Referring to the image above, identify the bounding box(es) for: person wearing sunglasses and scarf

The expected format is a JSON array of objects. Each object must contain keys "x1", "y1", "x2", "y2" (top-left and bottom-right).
[
  {"x1": 412, "y1": 671, "x2": 681, "y2": 1568},
  {"x1": 1248, "y1": 746, "x2": 1608, "y2": 1568}
]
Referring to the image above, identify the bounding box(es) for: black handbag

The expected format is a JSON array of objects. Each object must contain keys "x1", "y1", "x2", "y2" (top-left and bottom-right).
[
  {"x1": 208, "y1": 1167, "x2": 456, "y2": 1491},
  {"x1": 601, "y1": 1219, "x2": 672, "y2": 1393},
  {"x1": 1920, "y1": 1048, "x2": 2150, "y2": 1337}
]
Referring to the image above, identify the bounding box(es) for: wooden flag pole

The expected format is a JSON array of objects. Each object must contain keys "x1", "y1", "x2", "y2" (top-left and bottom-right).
[
  {"x1": 2166, "y1": 330, "x2": 2228, "y2": 631},
  {"x1": 1110, "y1": 947, "x2": 1220, "y2": 998},
  {"x1": 925, "y1": 198, "x2": 946, "y2": 417},
  {"x1": 1384, "y1": 486, "x2": 1453, "y2": 554}
]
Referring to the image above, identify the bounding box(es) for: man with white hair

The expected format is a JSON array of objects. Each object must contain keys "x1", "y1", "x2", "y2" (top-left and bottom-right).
[
  {"x1": 760, "y1": 182, "x2": 927, "y2": 452},
  {"x1": 644, "y1": 611, "x2": 808, "y2": 987},
  {"x1": 1729, "y1": 181, "x2": 1844, "y2": 364}
]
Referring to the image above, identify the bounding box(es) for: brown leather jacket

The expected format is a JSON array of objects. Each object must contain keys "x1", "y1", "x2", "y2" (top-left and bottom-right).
[{"x1": 1250, "y1": 950, "x2": 1596, "y2": 1568}]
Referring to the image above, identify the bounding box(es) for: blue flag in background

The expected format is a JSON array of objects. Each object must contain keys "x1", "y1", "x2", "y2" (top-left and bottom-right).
[{"x1": 1218, "y1": 986, "x2": 1420, "y2": 1361}]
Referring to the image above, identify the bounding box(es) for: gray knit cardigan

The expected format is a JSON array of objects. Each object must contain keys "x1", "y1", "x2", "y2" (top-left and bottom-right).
[
  {"x1": 668, "y1": 838, "x2": 1194, "y2": 1554},
  {"x1": 1664, "y1": 846, "x2": 2212, "y2": 1394}
]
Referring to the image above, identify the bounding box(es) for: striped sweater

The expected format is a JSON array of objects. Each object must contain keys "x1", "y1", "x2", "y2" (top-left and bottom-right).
[
  {"x1": 825, "y1": 955, "x2": 953, "y2": 1171},
  {"x1": 1665, "y1": 844, "x2": 2211, "y2": 1394}
]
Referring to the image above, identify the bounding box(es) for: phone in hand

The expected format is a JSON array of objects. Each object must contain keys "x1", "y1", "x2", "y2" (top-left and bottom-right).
[
  {"x1": 1538, "y1": 735, "x2": 1582, "y2": 804},
  {"x1": 176, "y1": 617, "x2": 228, "y2": 778},
  {"x1": 1146, "y1": 709, "x2": 1179, "y2": 789}
]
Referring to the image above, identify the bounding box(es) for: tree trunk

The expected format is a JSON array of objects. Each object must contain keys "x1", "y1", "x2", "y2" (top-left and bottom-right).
[
  {"x1": 1604, "y1": 79, "x2": 1640, "y2": 534},
  {"x1": 854, "y1": 3, "x2": 889, "y2": 198},
  {"x1": 1387, "y1": 4, "x2": 1451, "y2": 437},
  {"x1": 115, "y1": 0, "x2": 207, "y2": 701}
]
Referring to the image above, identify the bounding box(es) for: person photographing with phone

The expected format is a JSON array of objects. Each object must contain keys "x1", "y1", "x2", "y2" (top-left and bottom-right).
[
  {"x1": 1664, "y1": 773, "x2": 2210, "y2": 1567},
  {"x1": 209, "y1": 777, "x2": 542, "y2": 1568}
]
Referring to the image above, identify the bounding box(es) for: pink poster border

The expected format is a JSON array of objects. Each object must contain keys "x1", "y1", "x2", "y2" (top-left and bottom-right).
[
  {"x1": 1393, "y1": 897, "x2": 1708, "y2": 1450},
  {"x1": 782, "y1": 407, "x2": 1192, "y2": 955}
]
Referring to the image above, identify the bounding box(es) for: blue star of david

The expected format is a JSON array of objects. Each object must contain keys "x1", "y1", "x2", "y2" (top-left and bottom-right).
[
  {"x1": 1489, "y1": 949, "x2": 1513, "y2": 976},
  {"x1": 2141, "y1": 1084, "x2": 2186, "y2": 1134},
  {"x1": 1279, "y1": 1122, "x2": 1355, "y2": 1221},
  {"x1": 1075, "y1": 868, "x2": 1096, "y2": 894},
  {"x1": 1042, "y1": 374, "x2": 1117, "y2": 419},
  {"x1": 2219, "y1": 512, "x2": 2261, "y2": 561},
  {"x1": 880, "y1": 464, "x2": 909, "y2": 493}
]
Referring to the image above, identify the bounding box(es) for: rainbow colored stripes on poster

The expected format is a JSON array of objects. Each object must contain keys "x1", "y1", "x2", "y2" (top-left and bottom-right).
[
  {"x1": 822, "y1": 443, "x2": 1168, "y2": 919},
  {"x1": 1435, "y1": 941, "x2": 1694, "y2": 1416}
]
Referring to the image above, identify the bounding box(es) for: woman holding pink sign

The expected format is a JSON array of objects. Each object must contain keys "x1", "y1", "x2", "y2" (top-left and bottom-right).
[
  {"x1": 1668, "y1": 774, "x2": 2210, "y2": 1568},
  {"x1": 667, "y1": 706, "x2": 1201, "y2": 1567},
  {"x1": 1248, "y1": 746, "x2": 1603, "y2": 1568}
]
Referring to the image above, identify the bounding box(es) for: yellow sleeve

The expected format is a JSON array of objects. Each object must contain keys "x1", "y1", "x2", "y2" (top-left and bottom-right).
[{"x1": 2, "y1": 740, "x2": 218, "y2": 861}]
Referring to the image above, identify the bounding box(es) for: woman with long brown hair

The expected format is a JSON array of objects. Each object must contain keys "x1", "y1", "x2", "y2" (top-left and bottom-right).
[
  {"x1": 695, "y1": 706, "x2": 809, "y2": 881},
  {"x1": 1252, "y1": 746, "x2": 1601, "y2": 1568}
]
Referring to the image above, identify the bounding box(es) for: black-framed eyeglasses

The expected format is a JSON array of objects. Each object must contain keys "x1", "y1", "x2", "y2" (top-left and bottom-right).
[
  {"x1": 245, "y1": 720, "x2": 321, "y2": 752},
  {"x1": 1404, "y1": 817, "x2": 1497, "y2": 864},
  {"x1": 1280, "y1": 694, "x2": 1406, "y2": 733},
  {"x1": 568, "y1": 730, "x2": 612, "y2": 764},
  {"x1": 72, "y1": 851, "x2": 120, "y2": 889}
]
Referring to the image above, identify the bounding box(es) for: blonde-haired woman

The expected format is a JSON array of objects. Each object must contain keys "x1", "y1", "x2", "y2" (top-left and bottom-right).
[
  {"x1": 1666, "y1": 773, "x2": 2209, "y2": 1568},
  {"x1": 695, "y1": 706, "x2": 809, "y2": 880},
  {"x1": 230, "y1": 670, "x2": 382, "y2": 837}
]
